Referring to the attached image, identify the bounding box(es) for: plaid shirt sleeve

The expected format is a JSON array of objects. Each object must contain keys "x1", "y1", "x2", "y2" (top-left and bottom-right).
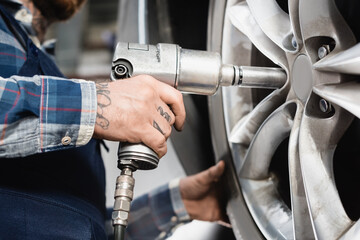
[
  {"x1": 0, "y1": 75, "x2": 97, "y2": 158},
  {"x1": 125, "y1": 179, "x2": 191, "y2": 240}
]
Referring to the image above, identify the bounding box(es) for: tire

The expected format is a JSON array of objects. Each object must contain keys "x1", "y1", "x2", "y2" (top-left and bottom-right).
[{"x1": 207, "y1": 0, "x2": 360, "y2": 239}]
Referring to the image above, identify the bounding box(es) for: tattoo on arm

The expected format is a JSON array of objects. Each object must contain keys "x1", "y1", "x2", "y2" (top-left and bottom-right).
[
  {"x1": 153, "y1": 120, "x2": 165, "y2": 135},
  {"x1": 157, "y1": 106, "x2": 172, "y2": 123},
  {"x1": 96, "y1": 83, "x2": 111, "y2": 130}
]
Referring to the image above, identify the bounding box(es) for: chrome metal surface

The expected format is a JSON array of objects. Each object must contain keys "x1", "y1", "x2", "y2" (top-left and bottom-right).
[
  {"x1": 112, "y1": 42, "x2": 286, "y2": 94},
  {"x1": 291, "y1": 55, "x2": 313, "y2": 102},
  {"x1": 118, "y1": 142, "x2": 159, "y2": 170},
  {"x1": 114, "y1": 64, "x2": 128, "y2": 77},
  {"x1": 319, "y1": 99, "x2": 331, "y2": 113},
  {"x1": 239, "y1": 66, "x2": 286, "y2": 89},
  {"x1": 314, "y1": 43, "x2": 360, "y2": 74},
  {"x1": 291, "y1": 36, "x2": 297, "y2": 49},
  {"x1": 112, "y1": 168, "x2": 135, "y2": 227},
  {"x1": 208, "y1": 0, "x2": 360, "y2": 239},
  {"x1": 318, "y1": 45, "x2": 329, "y2": 60}
]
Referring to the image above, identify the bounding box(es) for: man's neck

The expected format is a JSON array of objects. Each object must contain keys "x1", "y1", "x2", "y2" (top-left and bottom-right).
[{"x1": 20, "y1": 0, "x2": 51, "y2": 42}]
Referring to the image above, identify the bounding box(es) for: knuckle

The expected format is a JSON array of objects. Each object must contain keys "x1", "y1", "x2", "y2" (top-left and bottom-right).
[
  {"x1": 175, "y1": 91, "x2": 184, "y2": 103},
  {"x1": 159, "y1": 142, "x2": 167, "y2": 158},
  {"x1": 165, "y1": 125, "x2": 172, "y2": 138},
  {"x1": 151, "y1": 135, "x2": 167, "y2": 158},
  {"x1": 141, "y1": 87, "x2": 157, "y2": 100},
  {"x1": 139, "y1": 74, "x2": 156, "y2": 83},
  {"x1": 170, "y1": 114, "x2": 176, "y2": 125},
  {"x1": 154, "y1": 133, "x2": 166, "y2": 146}
]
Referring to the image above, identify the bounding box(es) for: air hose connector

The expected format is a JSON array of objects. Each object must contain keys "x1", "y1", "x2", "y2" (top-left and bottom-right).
[{"x1": 112, "y1": 167, "x2": 135, "y2": 228}]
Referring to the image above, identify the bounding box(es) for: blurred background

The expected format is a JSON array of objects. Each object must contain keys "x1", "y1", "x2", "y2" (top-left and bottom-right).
[{"x1": 45, "y1": 0, "x2": 235, "y2": 239}]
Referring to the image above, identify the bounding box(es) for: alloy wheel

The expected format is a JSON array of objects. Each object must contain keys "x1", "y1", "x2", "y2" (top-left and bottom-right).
[{"x1": 208, "y1": 0, "x2": 360, "y2": 239}]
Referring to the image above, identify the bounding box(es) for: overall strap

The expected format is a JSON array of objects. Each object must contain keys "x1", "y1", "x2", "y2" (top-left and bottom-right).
[
  {"x1": 0, "y1": 3, "x2": 106, "y2": 229},
  {"x1": 0, "y1": 4, "x2": 64, "y2": 78}
]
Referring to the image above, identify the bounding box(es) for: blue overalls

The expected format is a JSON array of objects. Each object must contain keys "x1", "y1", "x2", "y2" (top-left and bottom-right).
[{"x1": 0, "y1": 5, "x2": 107, "y2": 239}]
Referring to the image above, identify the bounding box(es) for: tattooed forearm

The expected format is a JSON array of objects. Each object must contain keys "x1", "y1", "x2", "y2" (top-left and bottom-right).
[
  {"x1": 157, "y1": 106, "x2": 171, "y2": 123},
  {"x1": 153, "y1": 120, "x2": 164, "y2": 135},
  {"x1": 96, "y1": 83, "x2": 111, "y2": 130}
]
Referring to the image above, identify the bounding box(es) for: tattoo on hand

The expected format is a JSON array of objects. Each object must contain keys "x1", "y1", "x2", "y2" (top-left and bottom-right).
[
  {"x1": 153, "y1": 120, "x2": 165, "y2": 135},
  {"x1": 157, "y1": 106, "x2": 172, "y2": 123},
  {"x1": 96, "y1": 83, "x2": 111, "y2": 130}
]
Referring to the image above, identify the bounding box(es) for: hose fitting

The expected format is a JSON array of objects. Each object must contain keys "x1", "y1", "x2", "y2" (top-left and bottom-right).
[{"x1": 112, "y1": 167, "x2": 135, "y2": 227}]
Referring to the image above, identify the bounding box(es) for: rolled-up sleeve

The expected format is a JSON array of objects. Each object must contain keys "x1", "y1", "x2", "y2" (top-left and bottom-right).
[{"x1": 0, "y1": 75, "x2": 97, "y2": 158}]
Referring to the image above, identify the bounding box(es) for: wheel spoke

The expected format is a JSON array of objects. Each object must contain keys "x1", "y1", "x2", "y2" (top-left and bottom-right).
[
  {"x1": 299, "y1": 105, "x2": 354, "y2": 239},
  {"x1": 313, "y1": 81, "x2": 360, "y2": 119},
  {"x1": 289, "y1": 0, "x2": 302, "y2": 50},
  {"x1": 229, "y1": 89, "x2": 287, "y2": 146},
  {"x1": 314, "y1": 43, "x2": 360, "y2": 75},
  {"x1": 228, "y1": 2, "x2": 288, "y2": 68},
  {"x1": 239, "y1": 178, "x2": 293, "y2": 240},
  {"x1": 299, "y1": 0, "x2": 355, "y2": 54},
  {"x1": 239, "y1": 101, "x2": 296, "y2": 179},
  {"x1": 246, "y1": 0, "x2": 294, "y2": 52},
  {"x1": 288, "y1": 102, "x2": 315, "y2": 239},
  {"x1": 339, "y1": 220, "x2": 360, "y2": 240}
]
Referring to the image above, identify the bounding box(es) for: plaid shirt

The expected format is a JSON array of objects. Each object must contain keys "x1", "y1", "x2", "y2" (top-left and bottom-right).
[
  {"x1": 124, "y1": 179, "x2": 191, "y2": 240},
  {"x1": 0, "y1": 1, "x2": 190, "y2": 239},
  {"x1": 0, "y1": 1, "x2": 96, "y2": 158}
]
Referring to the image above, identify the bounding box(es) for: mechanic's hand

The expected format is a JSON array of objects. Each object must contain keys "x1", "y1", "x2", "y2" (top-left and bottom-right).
[
  {"x1": 93, "y1": 75, "x2": 186, "y2": 158},
  {"x1": 180, "y1": 160, "x2": 230, "y2": 226}
]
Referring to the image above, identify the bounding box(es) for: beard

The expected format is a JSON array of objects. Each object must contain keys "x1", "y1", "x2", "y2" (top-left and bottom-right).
[{"x1": 32, "y1": 0, "x2": 86, "y2": 21}]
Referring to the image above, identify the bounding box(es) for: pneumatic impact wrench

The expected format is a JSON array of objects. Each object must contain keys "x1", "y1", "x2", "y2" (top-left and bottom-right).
[{"x1": 110, "y1": 42, "x2": 287, "y2": 239}]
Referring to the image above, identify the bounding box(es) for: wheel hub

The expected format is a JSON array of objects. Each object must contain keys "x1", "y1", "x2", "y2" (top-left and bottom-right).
[{"x1": 291, "y1": 54, "x2": 314, "y2": 102}]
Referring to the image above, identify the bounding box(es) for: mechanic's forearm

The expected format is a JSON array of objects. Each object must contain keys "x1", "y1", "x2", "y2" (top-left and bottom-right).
[{"x1": 93, "y1": 82, "x2": 111, "y2": 138}]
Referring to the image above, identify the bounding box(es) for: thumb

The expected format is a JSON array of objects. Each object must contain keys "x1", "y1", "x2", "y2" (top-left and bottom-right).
[{"x1": 198, "y1": 160, "x2": 225, "y2": 184}]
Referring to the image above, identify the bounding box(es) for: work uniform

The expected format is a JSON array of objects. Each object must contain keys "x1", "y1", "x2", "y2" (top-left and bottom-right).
[{"x1": 0, "y1": 1, "x2": 189, "y2": 239}]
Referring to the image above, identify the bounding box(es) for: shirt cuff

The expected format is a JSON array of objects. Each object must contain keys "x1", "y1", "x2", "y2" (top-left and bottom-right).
[
  {"x1": 74, "y1": 79, "x2": 97, "y2": 146},
  {"x1": 0, "y1": 75, "x2": 97, "y2": 158},
  {"x1": 169, "y1": 178, "x2": 191, "y2": 222},
  {"x1": 40, "y1": 77, "x2": 97, "y2": 152}
]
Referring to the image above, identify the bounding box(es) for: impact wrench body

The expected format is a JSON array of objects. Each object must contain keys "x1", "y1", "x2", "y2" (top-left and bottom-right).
[
  {"x1": 111, "y1": 42, "x2": 286, "y2": 94},
  {"x1": 110, "y1": 42, "x2": 287, "y2": 239}
]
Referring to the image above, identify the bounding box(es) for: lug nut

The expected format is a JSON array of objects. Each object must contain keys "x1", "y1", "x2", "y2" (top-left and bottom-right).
[
  {"x1": 291, "y1": 36, "x2": 297, "y2": 49},
  {"x1": 319, "y1": 99, "x2": 332, "y2": 113},
  {"x1": 318, "y1": 45, "x2": 330, "y2": 59}
]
